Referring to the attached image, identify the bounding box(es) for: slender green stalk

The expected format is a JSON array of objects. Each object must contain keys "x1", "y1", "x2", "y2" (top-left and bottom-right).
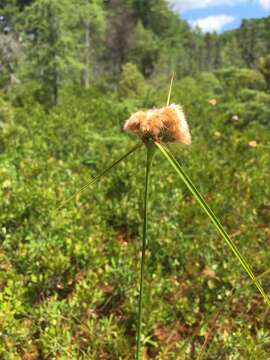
[
  {"x1": 155, "y1": 141, "x2": 270, "y2": 306},
  {"x1": 136, "y1": 142, "x2": 155, "y2": 360},
  {"x1": 55, "y1": 142, "x2": 142, "y2": 212},
  {"x1": 167, "y1": 72, "x2": 175, "y2": 106}
]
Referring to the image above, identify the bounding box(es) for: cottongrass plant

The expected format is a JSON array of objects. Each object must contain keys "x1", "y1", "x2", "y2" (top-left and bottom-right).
[{"x1": 58, "y1": 76, "x2": 270, "y2": 359}]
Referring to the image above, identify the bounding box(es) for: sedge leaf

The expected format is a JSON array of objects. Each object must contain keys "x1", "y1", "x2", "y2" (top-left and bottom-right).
[{"x1": 155, "y1": 141, "x2": 270, "y2": 307}]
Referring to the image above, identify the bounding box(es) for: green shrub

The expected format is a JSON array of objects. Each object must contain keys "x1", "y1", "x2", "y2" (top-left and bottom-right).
[
  {"x1": 216, "y1": 67, "x2": 267, "y2": 93},
  {"x1": 0, "y1": 82, "x2": 270, "y2": 358}
]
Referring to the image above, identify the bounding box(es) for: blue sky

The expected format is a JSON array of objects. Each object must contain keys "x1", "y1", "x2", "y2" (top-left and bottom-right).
[{"x1": 169, "y1": 0, "x2": 270, "y2": 32}]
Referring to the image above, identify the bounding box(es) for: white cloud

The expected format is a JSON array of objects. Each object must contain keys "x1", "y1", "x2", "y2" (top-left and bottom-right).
[
  {"x1": 168, "y1": 0, "x2": 245, "y2": 12},
  {"x1": 259, "y1": 0, "x2": 270, "y2": 9},
  {"x1": 190, "y1": 15, "x2": 235, "y2": 32}
]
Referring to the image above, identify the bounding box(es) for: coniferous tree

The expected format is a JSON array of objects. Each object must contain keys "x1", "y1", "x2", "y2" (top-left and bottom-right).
[
  {"x1": 19, "y1": 0, "x2": 86, "y2": 106},
  {"x1": 128, "y1": 21, "x2": 159, "y2": 77},
  {"x1": 105, "y1": 0, "x2": 135, "y2": 78},
  {"x1": 258, "y1": 55, "x2": 270, "y2": 91},
  {"x1": 1, "y1": 0, "x2": 270, "y2": 94},
  {"x1": 77, "y1": 0, "x2": 105, "y2": 88}
]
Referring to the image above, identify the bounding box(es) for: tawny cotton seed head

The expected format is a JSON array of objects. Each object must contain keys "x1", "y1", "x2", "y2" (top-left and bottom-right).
[{"x1": 124, "y1": 104, "x2": 191, "y2": 144}]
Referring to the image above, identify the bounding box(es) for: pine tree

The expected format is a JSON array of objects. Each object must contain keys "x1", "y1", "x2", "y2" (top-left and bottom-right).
[
  {"x1": 77, "y1": 0, "x2": 105, "y2": 88},
  {"x1": 19, "y1": 0, "x2": 85, "y2": 106},
  {"x1": 258, "y1": 55, "x2": 270, "y2": 91},
  {"x1": 127, "y1": 21, "x2": 158, "y2": 77},
  {"x1": 105, "y1": 0, "x2": 136, "y2": 78}
]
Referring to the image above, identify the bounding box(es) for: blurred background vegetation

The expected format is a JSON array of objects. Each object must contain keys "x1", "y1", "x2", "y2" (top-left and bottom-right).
[{"x1": 0, "y1": 0, "x2": 270, "y2": 359}]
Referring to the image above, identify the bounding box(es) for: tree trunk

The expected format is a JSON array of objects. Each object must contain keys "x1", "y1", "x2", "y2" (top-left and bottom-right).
[
  {"x1": 84, "y1": 21, "x2": 90, "y2": 88},
  {"x1": 48, "y1": 3, "x2": 58, "y2": 106}
]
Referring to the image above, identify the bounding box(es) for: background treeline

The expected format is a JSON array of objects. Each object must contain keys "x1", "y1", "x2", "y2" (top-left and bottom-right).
[
  {"x1": 1, "y1": 0, "x2": 270, "y2": 105},
  {"x1": 1, "y1": 1, "x2": 270, "y2": 359}
]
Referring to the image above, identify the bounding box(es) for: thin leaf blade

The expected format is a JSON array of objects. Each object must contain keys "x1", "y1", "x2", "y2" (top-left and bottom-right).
[
  {"x1": 156, "y1": 141, "x2": 270, "y2": 307},
  {"x1": 55, "y1": 142, "x2": 142, "y2": 212}
]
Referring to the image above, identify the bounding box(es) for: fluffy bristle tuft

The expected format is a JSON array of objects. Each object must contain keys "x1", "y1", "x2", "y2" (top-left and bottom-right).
[{"x1": 124, "y1": 104, "x2": 191, "y2": 144}]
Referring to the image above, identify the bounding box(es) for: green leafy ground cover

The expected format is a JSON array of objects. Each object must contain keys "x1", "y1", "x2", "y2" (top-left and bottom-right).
[{"x1": 1, "y1": 68, "x2": 270, "y2": 359}]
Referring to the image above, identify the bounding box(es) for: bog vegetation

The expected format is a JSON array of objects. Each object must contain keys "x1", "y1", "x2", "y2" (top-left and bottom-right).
[{"x1": 1, "y1": 0, "x2": 270, "y2": 359}]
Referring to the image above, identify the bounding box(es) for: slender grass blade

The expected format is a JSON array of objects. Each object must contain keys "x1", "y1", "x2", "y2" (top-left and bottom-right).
[
  {"x1": 55, "y1": 142, "x2": 142, "y2": 212},
  {"x1": 167, "y1": 72, "x2": 175, "y2": 106},
  {"x1": 155, "y1": 141, "x2": 270, "y2": 306}
]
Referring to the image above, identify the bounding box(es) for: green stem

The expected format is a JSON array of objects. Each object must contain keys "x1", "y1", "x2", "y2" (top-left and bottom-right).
[
  {"x1": 136, "y1": 142, "x2": 155, "y2": 360},
  {"x1": 156, "y1": 142, "x2": 270, "y2": 307}
]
